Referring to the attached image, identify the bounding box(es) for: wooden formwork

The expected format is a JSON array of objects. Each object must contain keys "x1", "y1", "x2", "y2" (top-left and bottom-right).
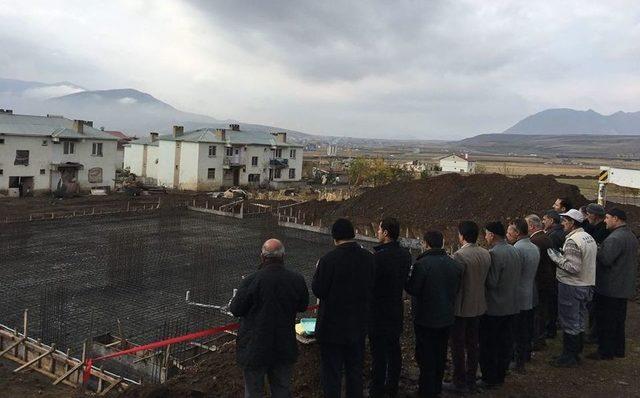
[{"x1": 0, "y1": 310, "x2": 138, "y2": 396}]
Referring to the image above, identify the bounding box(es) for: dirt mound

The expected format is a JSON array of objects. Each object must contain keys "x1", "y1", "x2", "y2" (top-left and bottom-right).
[{"x1": 299, "y1": 174, "x2": 589, "y2": 240}]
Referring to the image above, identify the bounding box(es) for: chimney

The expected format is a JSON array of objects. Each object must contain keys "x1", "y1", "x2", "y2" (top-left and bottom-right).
[
  {"x1": 215, "y1": 128, "x2": 226, "y2": 141},
  {"x1": 73, "y1": 119, "x2": 84, "y2": 134},
  {"x1": 150, "y1": 132, "x2": 159, "y2": 142},
  {"x1": 229, "y1": 124, "x2": 240, "y2": 131},
  {"x1": 271, "y1": 132, "x2": 286, "y2": 143},
  {"x1": 172, "y1": 125, "x2": 184, "y2": 138}
]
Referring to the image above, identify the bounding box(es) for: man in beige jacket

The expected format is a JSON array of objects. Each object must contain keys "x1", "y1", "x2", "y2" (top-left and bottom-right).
[{"x1": 444, "y1": 221, "x2": 492, "y2": 393}]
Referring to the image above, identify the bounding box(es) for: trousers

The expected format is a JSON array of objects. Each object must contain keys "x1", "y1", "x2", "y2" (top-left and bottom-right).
[
  {"x1": 369, "y1": 333, "x2": 402, "y2": 396},
  {"x1": 319, "y1": 338, "x2": 366, "y2": 398},
  {"x1": 595, "y1": 293, "x2": 628, "y2": 358},
  {"x1": 243, "y1": 363, "x2": 293, "y2": 398},
  {"x1": 479, "y1": 314, "x2": 514, "y2": 385},
  {"x1": 449, "y1": 316, "x2": 480, "y2": 388},
  {"x1": 414, "y1": 324, "x2": 450, "y2": 398}
]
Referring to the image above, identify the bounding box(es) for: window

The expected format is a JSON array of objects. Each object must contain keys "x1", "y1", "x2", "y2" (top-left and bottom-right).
[
  {"x1": 207, "y1": 168, "x2": 216, "y2": 179},
  {"x1": 290, "y1": 149, "x2": 296, "y2": 158},
  {"x1": 289, "y1": 168, "x2": 296, "y2": 179},
  {"x1": 63, "y1": 141, "x2": 75, "y2": 154},
  {"x1": 0, "y1": 138, "x2": 4, "y2": 144},
  {"x1": 274, "y1": 168, "x2": 282, "y2": 179},
  {"x1": 248, "y1": 174, "x2": 261, "y2": 182},
  {"x1": 208, "y1": 145, "x2": 217, "y2": 157},
  {"x1": 92, "y1": 143, "x2": 103, "y2": 156},
  {"x1": 275, "y1": 148, "x2": 282, "y2": 158},
  {"x1": 251, "y1": 156, "x2": 258, "y2": 166},
  {"x1": 40, "y1": 169, "x2": 46, "y2": 175},
  {"x1": 42, "y1": 140, "x2": 48, "y2": 146},
  {"x1": 0, "y1": 169, "x2": 3, "y2": 175},
  {"x1": 225, "y1": 147, "x2": 233, "y2": 156},
  {"x1": 14, "y1": 150, "x2": 29, "y2": 166}
]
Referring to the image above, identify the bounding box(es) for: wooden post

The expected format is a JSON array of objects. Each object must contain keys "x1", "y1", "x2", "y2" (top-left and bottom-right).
[
  {"x1": 78, "y1": 340, "x2": 87, "y2": 384},
  {"x1": 23, "y1": 309, "x2": 28, "y2": 340}
]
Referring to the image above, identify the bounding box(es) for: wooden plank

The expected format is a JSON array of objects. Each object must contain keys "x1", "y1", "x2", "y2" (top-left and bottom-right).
[
  {"x1": 52, "y1": 362, "x2": 83, "y2": 385},
  {"x1": 0, "y1": 338, "x2": 25, "y2": 359},
  {"x1": 14, "y1": 345, "x2": 56, "y2": 372},
  {"x1": 100, "y1": 378, "x2": 123, "y2": 396}
]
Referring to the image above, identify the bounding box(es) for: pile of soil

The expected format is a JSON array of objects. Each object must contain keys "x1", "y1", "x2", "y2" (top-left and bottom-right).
[
  {"x1": 298, "y1": 173, "x2": 640, "y2": 239},
  {"x1": 298, "y1": 174, "x2": 588, "y2": 238}
]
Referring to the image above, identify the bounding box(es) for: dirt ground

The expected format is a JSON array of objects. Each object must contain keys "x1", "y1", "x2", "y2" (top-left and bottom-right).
[
  {"x1": 2, "y1": 175, "x2": 639, "y2": 397},
  {"x1": 120, "y1": 301, "x2": 640, "y2": 398}
]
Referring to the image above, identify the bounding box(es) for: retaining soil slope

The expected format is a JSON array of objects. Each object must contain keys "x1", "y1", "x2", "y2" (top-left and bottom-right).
[{"x1": 298, "y1": 173, "x2": 640, "y2": 239}]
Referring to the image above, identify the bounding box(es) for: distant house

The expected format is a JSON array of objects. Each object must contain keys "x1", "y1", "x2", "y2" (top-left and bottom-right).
[
  {"x1": 439, "y1": 154, "x2": 476, "y2": 173},
  {"x1": 103, "y1": 130, "x2": 131, "y2": 169},
  {"x1": 124, "y1": 124, "x2": 304, "y2": 190},
  {"x1": 123, "y1": 132, "x2": 159, "y2": 184},
  {"x1": 0, "y1": 110, "x2": 119, "y2": 196}
]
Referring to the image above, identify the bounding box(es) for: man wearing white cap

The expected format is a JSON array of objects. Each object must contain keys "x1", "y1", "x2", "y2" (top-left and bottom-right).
[{"x1": 546, "y1": 209, "x2": 597, "y2": 367}]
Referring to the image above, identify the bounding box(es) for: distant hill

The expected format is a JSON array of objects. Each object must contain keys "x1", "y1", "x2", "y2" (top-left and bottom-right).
[
  {"x1": 503, "y1": 108, "x2": 640, "y2": 135},
  {"x1": 0, "y1": 78, "x2": 315, "y2": 141},
  {"x1": 457, "y1": 133, "x2": 640, "y2": 158}
]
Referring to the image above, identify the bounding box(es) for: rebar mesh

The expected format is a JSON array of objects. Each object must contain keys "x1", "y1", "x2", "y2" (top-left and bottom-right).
[{"x1": 1, "y1": 208, "x2": 377, "y2": 378}]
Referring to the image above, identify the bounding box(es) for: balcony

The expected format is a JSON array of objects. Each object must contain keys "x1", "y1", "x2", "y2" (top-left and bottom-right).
[
  {"x1": 269, "y1": 158, "x2": 288, "y2": 169},
  {"x1": 223, "y1": 155, "x2": 245, "y2": 169}
]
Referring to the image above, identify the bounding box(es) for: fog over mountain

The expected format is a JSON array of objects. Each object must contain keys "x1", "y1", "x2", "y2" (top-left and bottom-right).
[
  {"x1": 503, "y1": 108, "x2": 640, "y2": 135},
  {"x1": 0, "y1": 78, "x2": 313, "y2": 140}
]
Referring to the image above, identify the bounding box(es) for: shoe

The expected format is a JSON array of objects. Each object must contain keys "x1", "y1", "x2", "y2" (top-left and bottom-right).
[
  {"x1": 513, "y1": 362, "x2": 526, "y2": 375},
  {"x1": 477, "y1": 380, "x2": 500, "y2": 390},
  {"x1": 585, "y1": 334, "x2": 598, "y2": 345},
  {"x1": 442, "y1": 382, "x2": 468, "y2": 394},
  {"x1": 549, "y1": 354, "x2": 579, "y2": 367},
  {"x1": 532, "y1": 339, "x2": 547, "y2": 351},
  {"x1": 549, "y1": 333, "x2": 579, "y2": 367},
  {"x1": 586, "y1": 351, "x2": 613, "y2": 361}
]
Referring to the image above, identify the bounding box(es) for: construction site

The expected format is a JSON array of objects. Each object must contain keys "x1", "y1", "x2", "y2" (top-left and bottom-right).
[{"x1": 1, "y1": 173, "x2": 640, "y2": 397}]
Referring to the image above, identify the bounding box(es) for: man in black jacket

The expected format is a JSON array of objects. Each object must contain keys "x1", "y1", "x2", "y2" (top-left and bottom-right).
[
  {"x1": 584, "y1": 203, "x2": 610, "y2": 244},
  {"x1": 369, "y1": 217, "x2": 412, "y2": 398},
  {"x1": 589, "y1": 208, "x2": 639, "y2": 360},
  {"x1": 312, "y1": 218, "x2": 375, "y2": 398},
  {"x1": 230, "y1": 239, "x2": 309, "y2": 398},
  {"x1": 406, "y1": 230, "x2": 463, "y2": 398}
]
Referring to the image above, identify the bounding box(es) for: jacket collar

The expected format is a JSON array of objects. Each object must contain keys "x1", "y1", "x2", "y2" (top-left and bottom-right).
[
  {"x1": 417, "y1": 248, "x2": 447, "y2": 260},
  {"x1": 261, "y1": 258, "x2": 284, "y2": 268},
  {"x1": 566, "y1": 227, "x2": 584, "y2": 238},
  {"x1": 336, "y1": 241, "x2": 360, "y2": 250},
  {"x1": 374, "y1": 240, "x2": 399, "y2": 252},
  {"x1": 530, "y1": 230, "x2": 544, "y2": 238}
]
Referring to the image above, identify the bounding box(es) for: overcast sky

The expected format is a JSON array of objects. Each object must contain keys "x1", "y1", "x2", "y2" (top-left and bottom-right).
[{"x1": 1, "y1": 1, "x2": 639, "y2": 139}]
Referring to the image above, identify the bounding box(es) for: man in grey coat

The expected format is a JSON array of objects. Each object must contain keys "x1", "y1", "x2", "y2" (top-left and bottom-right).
[
  {"x1": 589, "y1": 208, "x2": 639, "y2": 360},
  {"x1": 511, "y1": 219, "x2": 540, "y2": 373},
  {"x1": 444, "y1": 221, "x2": 491, "y2": 393},
  {"x1": 547, "y1": 209, "x2": 597, "y2": 368},
  {"x1": 479, "y1": 221, "x2": 522, "y2": 389}
]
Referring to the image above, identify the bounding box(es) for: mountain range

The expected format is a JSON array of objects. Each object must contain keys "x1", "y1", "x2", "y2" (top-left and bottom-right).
[
  {"x1": 503, "y1": 108, "x2": 640, "y2": 135},
  {"x1": 3, "y1": 78, "x2": 640, "y2": 140},
  {"x1": 0, "y1": 78, "x2": 313, "y2": 141}
]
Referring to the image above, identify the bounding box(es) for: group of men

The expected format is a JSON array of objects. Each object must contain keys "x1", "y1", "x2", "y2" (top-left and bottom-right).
[{"x1": 229, "y1": 198, "x2": 638, "y2": 398}]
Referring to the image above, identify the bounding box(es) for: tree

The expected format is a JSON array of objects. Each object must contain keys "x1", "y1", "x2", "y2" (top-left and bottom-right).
[{"x1": 348, "y1": 158, "x2": 414, "y2": 186}]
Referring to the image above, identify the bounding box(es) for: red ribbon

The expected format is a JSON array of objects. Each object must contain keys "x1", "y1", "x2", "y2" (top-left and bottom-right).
[{"x1": 82, "y1": 305, "x2": 319, "y2": 384}]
